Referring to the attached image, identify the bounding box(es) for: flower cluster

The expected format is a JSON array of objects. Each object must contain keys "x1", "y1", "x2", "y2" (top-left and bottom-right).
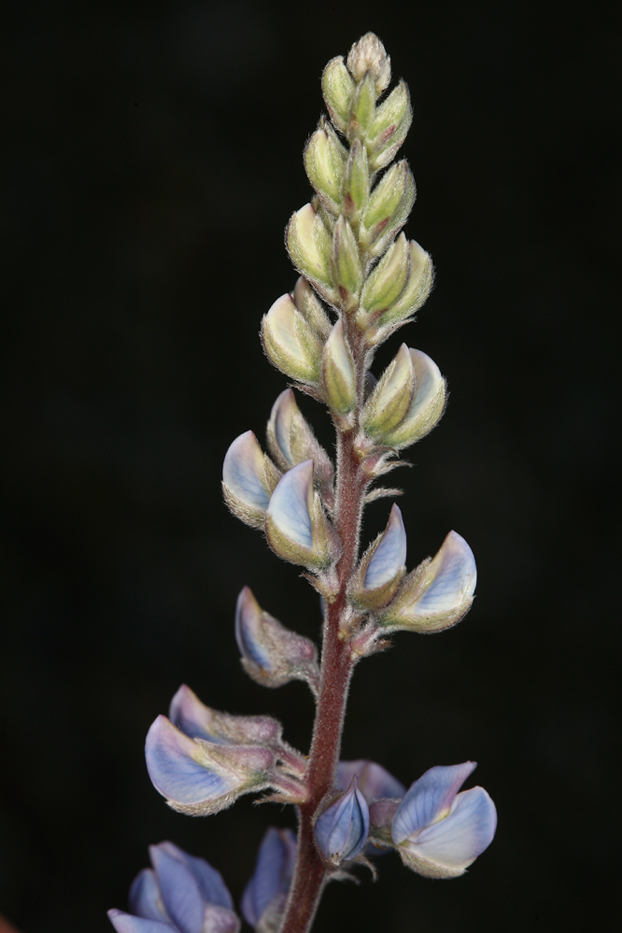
[{"x1": 110, "y1": 33, "x2": 496, "y2": 933}]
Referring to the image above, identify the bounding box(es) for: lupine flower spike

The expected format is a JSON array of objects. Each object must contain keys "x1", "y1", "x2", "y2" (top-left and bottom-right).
[{"x1": 112, "y1": 32, "x2": 496, "y2": 933}]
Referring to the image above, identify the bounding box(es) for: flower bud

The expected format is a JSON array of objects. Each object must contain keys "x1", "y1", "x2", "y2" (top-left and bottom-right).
[
  {"x1": 368, "y1": 80, "x2": 412, "y2": 171},
  {"x1": 341, "y1": 139, "x2": 369, "y2": 220},
  {"x1": 266, "y1": 388, "x2": 334, "y2": 492},
  {"x1": 322, "y1": 319, "x2": 356, "y2": 416},
  {"x1": 261, "y1": 293, "x2": 324, "y2": 385},
  {"x1": 265, "y1": 460, "x2": 340, "y2": 571},
  {"x1": 242, "y1": 828, "x2": 297, "y2": 932},
  {"x1": 380, "y1": 349, "x2": 446, "y2": 449},
  {"x1": 222, "y1": 431, "x2": 280, "y2": 528},
  {"x1": 168, "y1": 684, "x2": 283, "y2": 747},
  {"x1": 314, "y1": 778, "x2": 370, "y2": 866},
  {"x1": 391, "y1": 763, "x2": 497, "y2": 878},
  {"x1": 380, "y1": 531, "x2": 476, "y2": 633},
  {"x1": 235, "y1": 586, "x2": 319, "y2": 691},
  {"x1": 287, "y1": 203, "x2": 337, "y2": 304},
  {"x1": 363, "y1": 240, "x2": 433, "y2": 344},
  {"x1": 360, "y1": 161, "x2": 415, "y2": 258},
  {"x1": 348, "y1": 70, "x2": 377, "y2": 141},
  {"x1": 304, "y1": 120, "x2": 346, "y2": 216},
  {"x1": 330, "y1": 215, "x2": 362, "y2": 310},
  {"x1": 145, "y1": 714, "x2": 275, "y2": 816},
  {"x1": 362, "y1": 343, "x2": 416, "y2": 439},
  {"x1": 346, "y1": 32, "x2": 391, "y2": 95},
  {"x1": 322, "y1": 56, "x2": 355, "y2": 133},
  {"x1": 292, "y1": 276, "x2": 333, "y2": 340},
  {"x1": 359, "y1": 233, "x2": 410, "y2": 318},
  {"x1": 350, "y1": 504, "x2": 407, "y2": 609}
]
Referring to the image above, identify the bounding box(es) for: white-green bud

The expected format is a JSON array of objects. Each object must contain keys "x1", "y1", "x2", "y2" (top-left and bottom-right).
[
  {"x1": 330, "y1": 215, "x2": 362, "y2": 310},
  {"x1": 359, "y1": 233, "x2": 410, "y2": 318},
  {"x1": 322, "y1": 319, "x2": 356, "y2": 416},
  {"x1": 349, "y1": 503, "x2": 407, "y2": 611},
  {"x1": 368, "y1": 80, "x2": 412, "y2": 172},
  {"x1": 360, "y1": 161, "x2": 415, "y2": 258},
  {"x1": 348, "y1": 70, "x2": 377, "y2": 141},
  {"x1": 261, "y1": 293, "x2": 324, "y2": 385},
  {"x1": 363, "y1": 241, "x2": 433, "y2": 345},
  {"x1": 381, "y1": 349, "x2": 446, "y2": 449},
  {"x1": 346, "y1": 32, "x2": 391, "y2": 95},
  {"x1": 266, "y1": 387, "x2": 334, "y2": 491},
  {"x1": 322, "y1": 56, "x2": 355, "y2": 134},
  {"x1": 304, "y1": 120, "x2": 347, "y2": 216},
  {"x1": 287, "y1": 203, "x2": 337, "y2": 305},
  {"x1": 341, "y1": 139, "x2": 370, "y2": 220},
  {"x1": 362, "y1": 343, "x2": 416, "y2": 439},
  {"x1": 293, "y1": 276, "x2": 333, "y2": 340}
]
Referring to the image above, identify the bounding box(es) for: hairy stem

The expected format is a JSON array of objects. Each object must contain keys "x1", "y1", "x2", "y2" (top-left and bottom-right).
[{"x1": 279, "y1": 326, "x2": 368, "y2": 933}]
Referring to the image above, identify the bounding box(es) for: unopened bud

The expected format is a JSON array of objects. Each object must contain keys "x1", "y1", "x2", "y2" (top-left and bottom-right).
[
  {"x1": 287, "y1": 203, "x2": 337, "y2": 304},
  {"x1": 341, "y1": 139, "x2": 369, "y2": 219},
  {"x1": 322, "y1": 319, "x2": 357, "y2": 416},
  {"x1": 265, "y1": 460, "x2": 340, "y2": 571},
  {"x1": 348, "y1": 70, "x2": 376, "y2": 141},
  {"x1": 304, "y1": 120, "x2": 346, "y2": 216},
  {"x1": 322, "y1": 56, "x2": 355, "y2": 133},
  {"x1": 261, "y1": 293, "x2": 324, "y2": 385},
  {"x1": 293, "y1": 277, "x2": 333, "y2": 340},
  {"x1": 350, "y1": 504, "x2": 407, "y2": 610},
  {"x1": 346, "y1": 32, "x2": 391, "y2": 95},
  {"x1": 266, "y1": 387, "x2": 334, "y2": 489},
  {"x1": 368, "y1": 80, "x2": 412, "y2": 171},
  {"x1": 380, "y1": 349, "x2": 446, "y2": 449},
  {"x1": 380, "y1": 530, "x2": 476, "y2": 633},
  {"x1": 330, "y1": 215, "x2": 362, "y2": 309},
  {"x1": 235, "y1": 586, "x2": 319, "y2": 692},
  {"x1": 362, "y1": 343, "x2": 416, "y2": 439},
  {"x1": 363, "y1": 241, "x2": 433, "y2": 344},
  {"x1": 359, "y1": 233, "x2": 410, "y2": 318},
  {"x1": 360, "y1": 161, "x2": 415, "y2": 258},
  {"x1": 222, "y1": 431, "x2": 280, "y2": 528},
  {"x1": 314, "y1": 778, "x2": 370, "y2": 866}
]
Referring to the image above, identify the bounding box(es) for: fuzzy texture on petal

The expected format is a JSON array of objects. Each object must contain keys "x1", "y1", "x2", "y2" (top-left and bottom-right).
[
  {"x1": 364, "y1": 504, "x2": 407, "y2": 590},
  {"x1": 168, "y1": 685, "x2": 281, "y2": 747},
  {"x1": 222, "y1": 432, "x2": 271, "y2": 511},
  {"x1": 391, "y1": 763, "x2": 496, "y2": 877},
  {"x1": 266, "y1": 460, "x2": 314, "y2": 549},
  {"x1": 314, "y1": 778, "x2": 370, "y2": 865},
  {"x1": 241, "y1": 827, "x2": 297, "y2": 927}
]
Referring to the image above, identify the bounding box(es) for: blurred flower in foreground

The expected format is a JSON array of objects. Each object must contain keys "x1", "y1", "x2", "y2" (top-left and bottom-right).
[
  {"x1": 242, "y1": 827, "x2": 297, "y2": 931},
  {"x1": 108, "y1": 841, "x2": 240, "y2": 933}
]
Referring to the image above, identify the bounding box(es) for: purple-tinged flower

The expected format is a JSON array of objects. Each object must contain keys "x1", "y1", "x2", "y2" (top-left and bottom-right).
[
  {"x1": 314, "y1": 777, "x2": 370, "y2": 866},
  {"x1": 391, "y1": 762, "x2": 497, "y2": 878},
  {"x1": 108, "y1": 841, "x2": 239, "y2": 933},
  {"x1": 351, "y1": 504, "x2": 407, "y2": 609},
  {"x1": 235, "y1": 586, "x2": 319, "y2": 693},
  {"x1": 169, "y1": 684, "x2": 283, "y2": 747},
  {"x1": 241, "y1": 827, "x2": 297, "y2": 930},
  {"x1": 380, "y1": 531, "x2": 476, "y2": 633},
  {"x1": 145, "y1": 714, "x2": 275, "y2": 817},
  {"x1": 265, "y1": 460, "x2": 340, "y2": 570},
  {"x1": 222, "y1": 431, "x2": 280, "y2": 529}
]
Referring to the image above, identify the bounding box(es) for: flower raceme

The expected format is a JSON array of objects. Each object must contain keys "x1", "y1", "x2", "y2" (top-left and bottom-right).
[{"x1": 108, "y1": 841, "x2": 240, "y2": 933}]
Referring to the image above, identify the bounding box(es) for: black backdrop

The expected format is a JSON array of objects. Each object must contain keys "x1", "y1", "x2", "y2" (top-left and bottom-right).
[{"x1": 2, "y1": 1, "x2": 620, "y2": 931}]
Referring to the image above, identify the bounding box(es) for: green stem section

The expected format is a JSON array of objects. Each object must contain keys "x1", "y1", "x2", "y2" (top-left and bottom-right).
[{"x1": 279, "y1": 323, "x2": 369, "y2": 933}]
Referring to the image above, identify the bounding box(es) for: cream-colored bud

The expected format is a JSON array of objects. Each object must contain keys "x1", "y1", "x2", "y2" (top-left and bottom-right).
[
  {"x1": 359, "y1": 233, "x2": 410, "y2": 318},
  {"x1": 304, "y1": 121, "x2": 346, "y2": 216},
  {"x1": 261, "y1": 293, "x2": 324, "y2": 385},
  {"x1": 348, "y1": 71, "x2": 376, "y2": 140},
  {"x1": 293, "y1": 277, "x2": 333, "y2": 340},
  {"x1": 369, "y1": 81, "x2": 412, "y2": 171},
  {"x1": 361, "y1": 161, "x2": 415, "y2": 257},
  {"x1": 322, "y1": 56, "x2": 355, "y2": 133},
  {"x1": 346, "y1": 33, "x2": 391, "y2": 95},
  {"x1": 362, "y1": 343, "x2": 416, "y2": 439},
  {"x1": 382, "y1": 349, "x2": 446, "y2": 449},
  {"x1": 322, "y1": 319, "x2": 356, "y2": 416},
  {"x1": 287, "y1": 203, "x2": 336, "y2": 303}
]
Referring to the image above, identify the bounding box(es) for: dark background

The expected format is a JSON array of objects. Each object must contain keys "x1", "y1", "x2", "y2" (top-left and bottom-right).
[{"x1": 2, "y1": 1, "x2": 620, "y2": 931}]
